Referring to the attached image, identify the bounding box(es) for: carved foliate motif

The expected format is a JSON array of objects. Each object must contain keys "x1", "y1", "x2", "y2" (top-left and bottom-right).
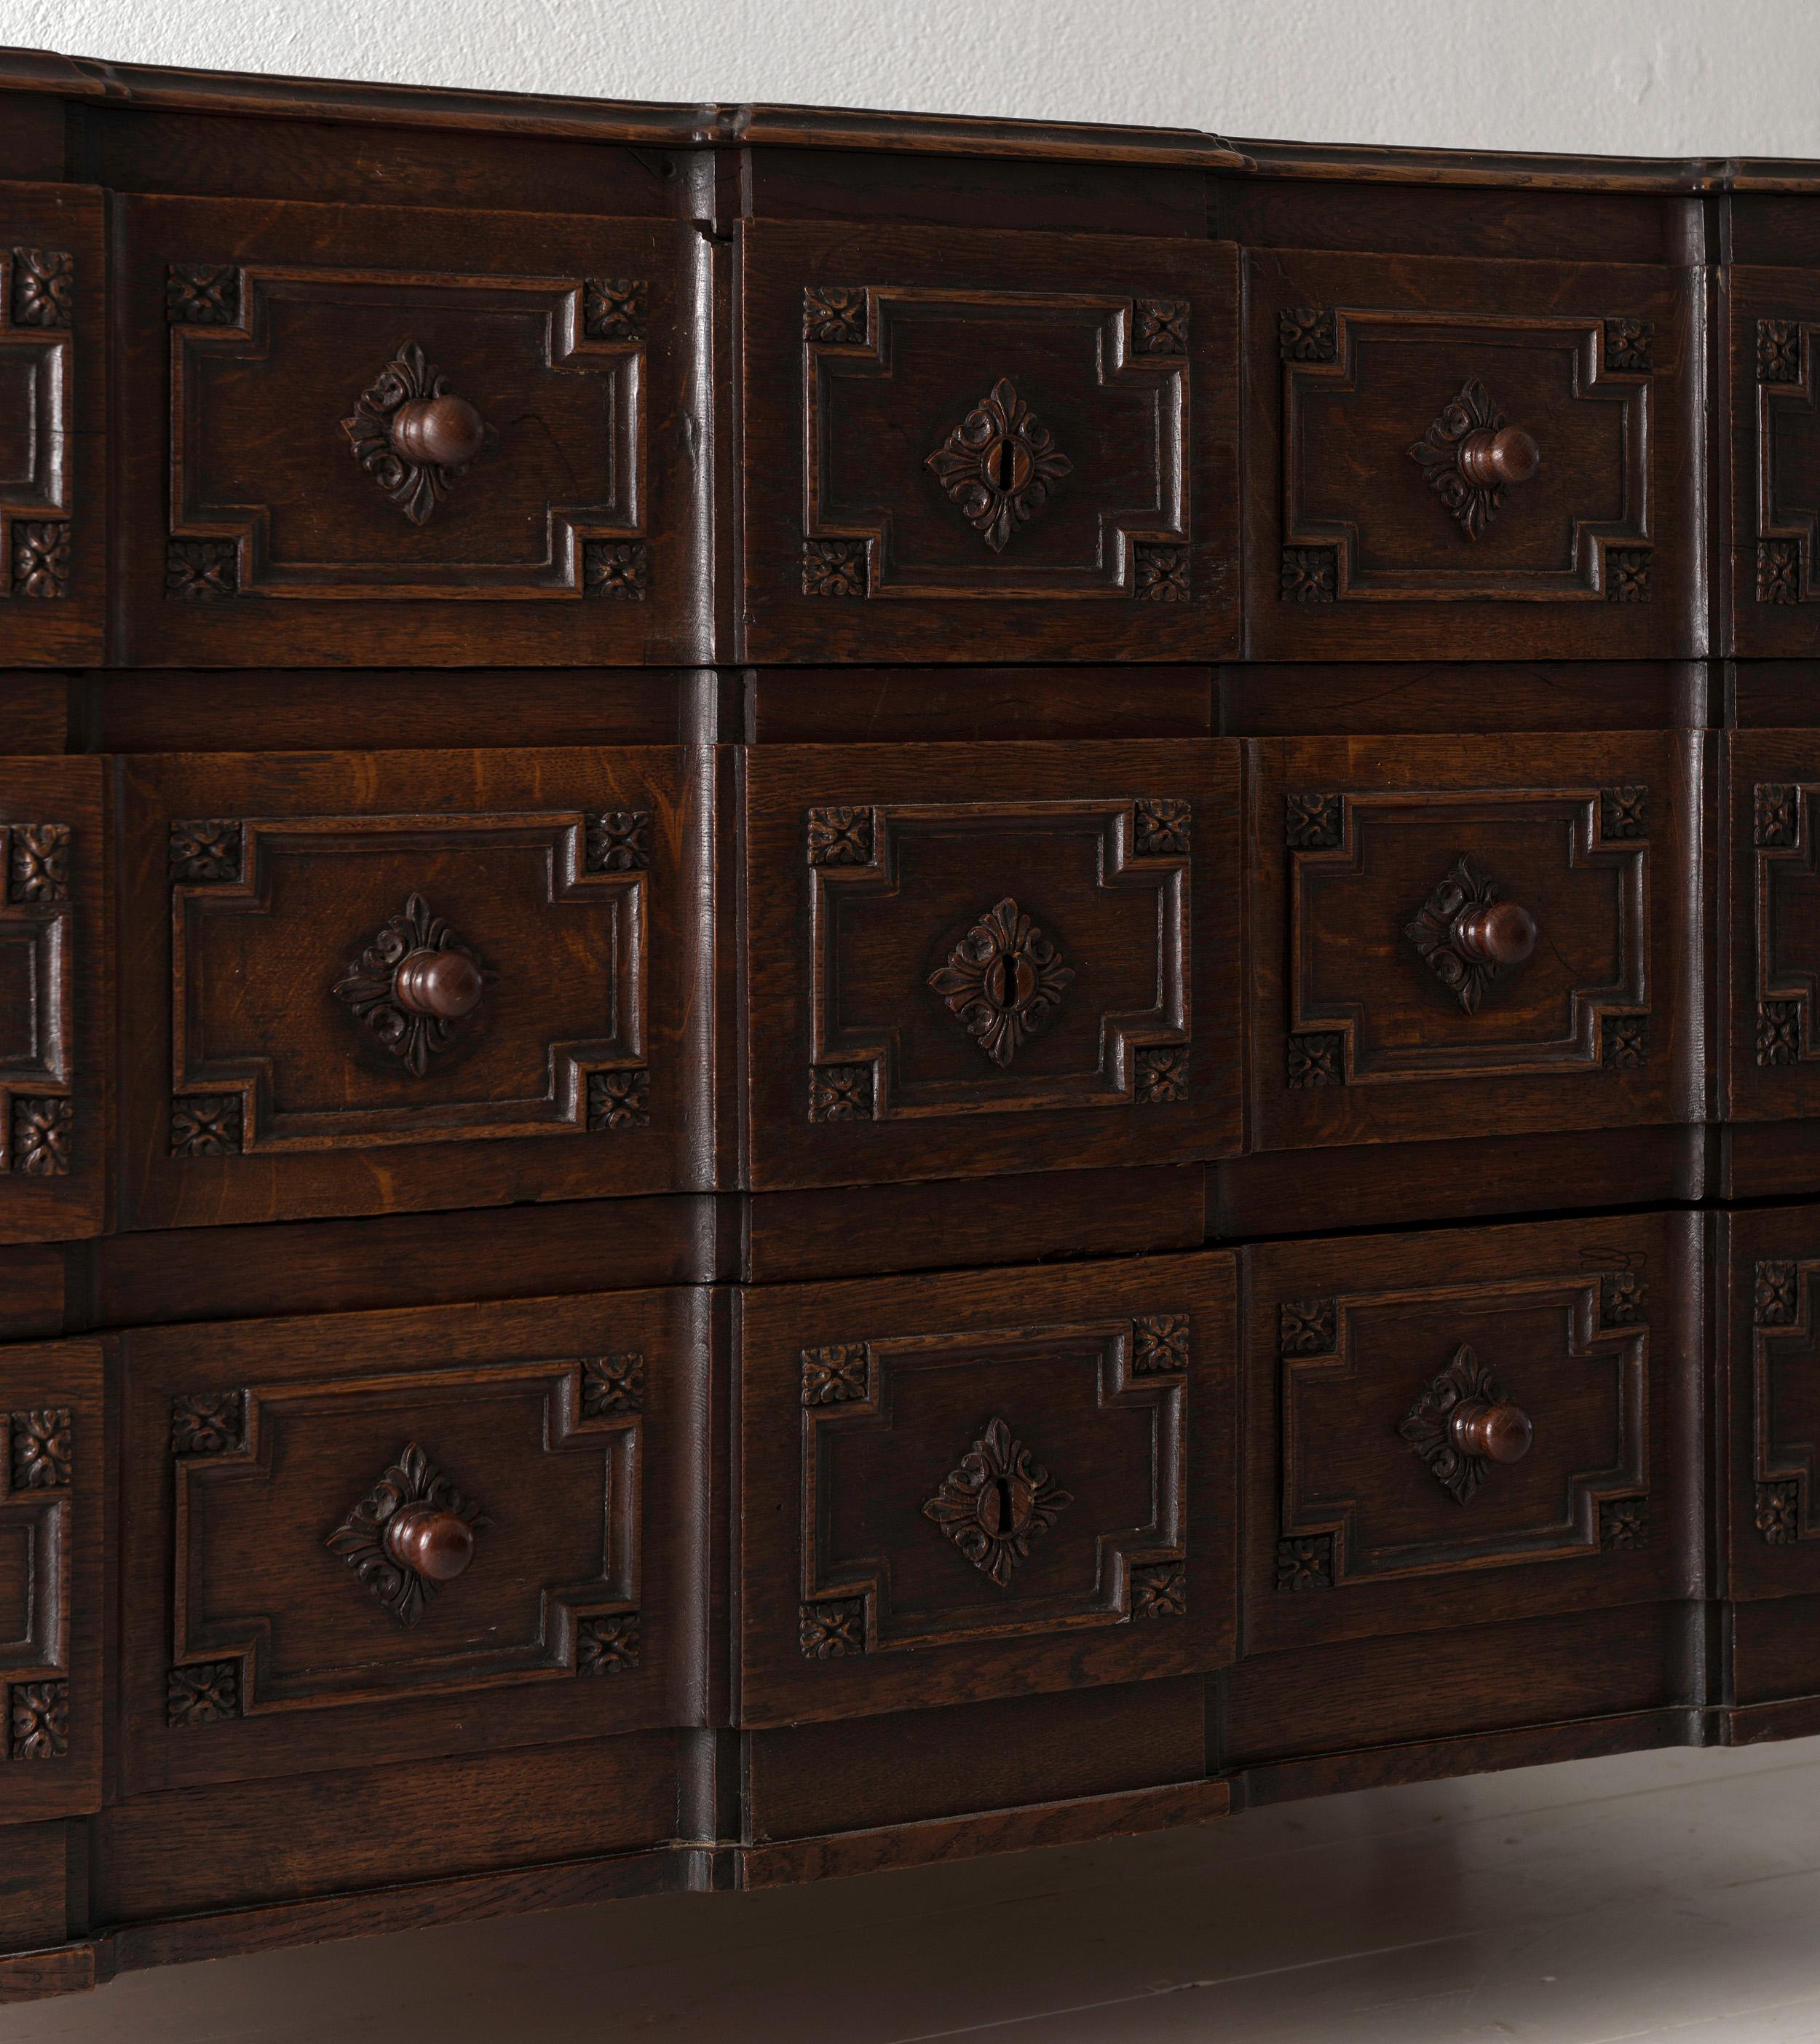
[
  {"x1": 806, "y1": 807, "x2": 874, "y2": 867},
  {"x1": 1134, "y1": 1045, "x2": 1189, "y2": 1103},
  {"x1": 1407, "y1": 377, "x2": 1513, "y2": 539},
  {"x1": 1404, "y1": 853, "x2": 1520, "y2": 1014},
  {"x1": 1602, "y1": 1015, "x2": 1650, "y2": 1068},
  {"x1": 9, "y1": 248, "x2": 72, "y2": 329},
  {"x1": 922, "y1": 1416, "x2": 1072, "y2": 1589},
  {"x1": 1760, "y1": 539, "x2": 1803, "y2": 605},
  {"x1": 7, "y1": 823, "x2": 68, "y2": 902},
  {"x1": 581, "y1": 1354, "x2": 645, "y2": 1416},
  {"x1": 802, "y1": 1344, "x2": 871, "y2": 1405},
  {"x1": 165, "y1": 538, "x2": 237, "y2": 601},
  {"x1": 1132, "y1": 1563, "x2": 1187, "y2": 1617},
  {"x1": 167, "y1": 1660, "x2": 242, "y2": 1727},
  {"x1": 1131, "y1": 1314, "x2": 1190, "y2": 1377},
  {"x1": 326, "y1": 1442, "x2": 491, "y2": 1628},
  {"x1": 1600, "y1": 1496, "x2": 1649, "y2": 1550},
  {"x1": 1760, "y1": 318, "x2": 1803, "y2": 384},
  {"x1": 1275, "y1": 1534, "x2": 1334, "y2": 1590},
  {"x1": 928, "y1": 898, "x2": 1076, "y2": 1068},
  {"x1": 802, "y1": 539, "x2": 866, "y2": 596},
  {"x1": 11, "y1": 521, "x2": 69, "y2": 599},
  {"x1": 1133, "y1": 543, "x2": 1190, "y2": 601},
  {"x1": 1280, "y1": 1297, "x2": 1336, "y2": 1356},
  {"x1": 341, "y1": 341, "x2": 486, "y2": 525},
  {"x1": 1134, "y1": 298, "x2": 1189, "y2": 355},
  {"x1": 925, "y1": 377, "x2": 1073, "y2": 553},
  {"x1": 1759, "y1": 1479, "x2": 1800, "y2": 1545},
  {"x1": 170, "y1": 1389, "x2": 247, "y2": 1457},
  {"x1": 1132, "y1": 797, "x2": 1192, "y2": 857},
  {"x1": 10, "y1": 1098, "x2": 71, "y2": 1177},
  {"x1": 803, "y1": 285, "x2": 867, "y2": 344},
  {"x1": 808, "y1": 1064, "x2": 874, "y2": 1122},
  {"x1": 1604, "y1": 318, "x2": 1653, "y2": 372},
  {"x1": 577, "y1": 1613, "x2": 641, "y2": 1674},
  {"x1": 332, "y1": 893, "x2": 486, "y2": 1077},
  {"x1": 1760, "y1": 1001, "x2": 1802, "y2": 1066},
  {"x1": 583, "y1": 541, "x2": 649, "y2": 601},
  {"x1": 1280, "y1": 545, "x2": 1337, "y2": 604},
  {"x1": 1399, "y1": 1343, "x2": 1515, "y2": 1506},
  {"x1": 1285, "y1": 792, "x2": 1343, "y2": 850},
  {"x1": 583, "y1": 277, "x2": 646, "y2": 341},
  {"x1": 1599, "y1": 1272, "x2": 1649, "y2": 1327},
  {"x1": 170, "y1": 1094, "x2": 243, "y2": 1158},
  {"x1": 1278, "y1": 307, "x2": 1336, "y2": 363},
  {"x1": 9, "y1": 1409, "x2": 71, "y2": 1490},
  {"x1": 1607, "y1": 549, "x2": 1651, "y2": 602},
  {"x1": 587, "y1": 1068, "x2": 651, "y2": 1130},
  {"x1": 799, "y1": 1598, "x2": 866, "y2": 1658},
  {"x1": 1757, "y1": 784, "x2": 1803, "y2": 848},
  {"x1": 168, "y1": 818, "x2": 243, "y2": 883},
  {"x1": 585, "y1": 810, "x2": 651, "y2": 871},
  {"x1": 8, "y1": 1680, "x2": 68, "y2": 1760},
  {"x1": 165, "y1": 264, "x2": 240, "y2": 325},
  {"x1": 1286, "y1": 1032, "x2": 1345, "y2": 1088},
  {"x1": 1755, "y1": 1260, "x2": 1801, "y2": 1327}
]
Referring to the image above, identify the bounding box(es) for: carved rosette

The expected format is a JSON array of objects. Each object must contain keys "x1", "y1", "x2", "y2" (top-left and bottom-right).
[
  {"x1": 1134, "y1": 298, "x2": 1189, "y2": 355},
  {"x1": 168, "y1": 818, "x2": 244, "y2": 883},
  {"x1": 925, "y1": 377, "x2": 1073, "y2": 553},
  {"x1": 922, "y1": 1416, "x2": 1072, "y2": 1589},
  {"x1": 802, "y1": 539, "x2": 867, "y2": 597},
  {"x1": 1133, "y1": 543, "x2": 1190, "y2": 601},
  {"x1": 1599, "y1": 1272, "x2": 1650, "y2": 1327},
  {"x1": 1600, "y1": 786, "x2": 1648, "y2": 841},
  {"x1": 803, "y1": 285, "x2": 868, "y2": 344},
  {"x1": 1132, "y1": 1314, "x2": 1190, "y2": 1377},
  {"x1": 1280, "y1": 546, "x2": 1337, "y2": 604},
  {"x1": 1134, "y1": 1045, "x2": 1189, "y2": 1103},
  {"x1": 1275, "y1": 1534, "x2": 1335, "y2": 1590},
  {"x1": 341, "y1": 341, "x2": 486, "y2": 526},
  {"x1": 1404, "y1": 853, "x2": 1522, "y2": 1014},
  {"x1": 165, "y1": 537, "x2": 238, "y2": 601},
  {"x1": 1132, "y1": 1563, "x2": 1187, "y2": 1618},
  {"x1": 1398, "y1": 1343, "x2": 1515, "y2": 1505},
  {"x1": 325, "y1": 1442, "x2": 491, "y2": 1628},
  {"x1": 1286, "y1": 1032, "x2": 1345, "y2": 1088},
  {"x1": 7, "y1": 822, "x2": 68, "y2": 901},
  {"x1": 332, "y1": 893, "x2": 487, "y2": 1077},
  {"x1": 1279, "y1": 1297, "x2": 1337, "y2": 1356},
  {"x1": 165, "y1": 263, "x2": 240, "y2": 325},
  {"x1": 1760, "y1": 317, "x2": 1803, "y2": 384},
  {"x1": 10, "y1": 248, "x2": 72, "y2": 330},
  {"x1": 808, "y1": 1064, "x2": 874, "y2": 1122},
  {"x1": 169, "y1": 1094, "x2": 243, "y2": 1159},
  {"x1": 166, "y1": 1660, "x2": 242, "y2": 1727},
  {"x1": 577, "y1": 1613, "x2": 641, "y2": 1674},
  {"x1": 585, "y1": 810, "x2": 651, "y2": 871},
  {"x1": 928, "y1": 897, "x2": 1076, "y2": 1068},
  {"x1": 1599, "y1": 1496, "x2": 1649, "y2": 1550},
  {"x1": 583, "y1": 277, "x2": 646, "y2": 341},
  {"x1": 581, "y1": 1354, "x2": 645, "y2": 1416},
  {"x1": 1278, "y1": 306, "x2": 1337, "y2": 363},
  {"x1": 1407, "y1": 376, "x2": 1515, "y2": 539},
  {"x1": 170, "y1": 1389, "x2": 248, "y2": 1457},
  {"x1": 1604, "y1": 317, "x2": 1653, "y2": 372},
  {"x1": 8, "y1": 1680, "x2": 68, "y2": 1760},
  {"x1": 586, "y1": 1068, "x2": 651, "y2": 1130},
  {"x1": 9, "y1": 1098, "x2": 71, "y2": 1177},
  {"x1": 582, "y1": 541, "x2": 649, "y2": 601},
  {"x1": 799, "y1": 1598, "x2": 866, "y2": 1659},
  {"x1": 1602, "y1": 1015, "x2": 1650, "y2": 1069},
  {"x1": 806, "y1": 806, "x2": 874, "y2": 867},
  {"x1": 8, "y1": 1408, "x2": 71, "y2": 1490},
  {"x1": 802, "y1": 1343, "x2": 871, "y2": 1405},
  {"x1": 11, "y1": 521, "x2": 69, "y2": 599},
  {"x1": 1757, "y1": 1259, "x2": 1801, "y2": 1327},
  {"x1": 1284, "y1": 792, "x2": 1343, "y2": 850}
]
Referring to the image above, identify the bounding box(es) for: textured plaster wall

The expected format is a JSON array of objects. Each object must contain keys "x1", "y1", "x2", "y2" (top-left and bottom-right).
[{"x1": 1, "y1": 0, "x2": 1816, "y2": 157}]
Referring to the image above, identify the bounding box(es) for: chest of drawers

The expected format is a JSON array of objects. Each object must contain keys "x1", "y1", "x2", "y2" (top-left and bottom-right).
[{"x1": 2, "y1": 46, "x2": 1819, "y2": 2005}]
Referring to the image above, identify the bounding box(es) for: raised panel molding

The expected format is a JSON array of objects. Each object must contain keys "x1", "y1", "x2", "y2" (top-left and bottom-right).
[
  {"x1": 0, "y1": 819, "x2": 75, "y2": 1180},
  {"x1": 1751, "y1": 781, "x2": 1820, "y2": 1067},
  {"x1": 1, "y1": 244, "x2": 74, "y2": 604},
  {"x1": 1750, "y1": 1259, "x2": 1820, "y2": 1547},
  {"x1": 1753, "y1": 315, "x2": 1820, "y2": 606}
]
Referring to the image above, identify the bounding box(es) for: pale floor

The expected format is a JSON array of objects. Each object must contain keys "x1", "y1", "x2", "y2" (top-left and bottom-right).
[{"x1": 12, "y1": 1737, "x2": 1820, "y2": 2043}]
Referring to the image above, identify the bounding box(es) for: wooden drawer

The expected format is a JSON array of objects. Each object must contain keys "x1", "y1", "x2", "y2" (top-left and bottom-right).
[
  {"x1": 1, "y1": 1340, "x2": 103, "y2": 1825},
  {"x1": 738, "y1": 221, "x2": 1238, "y2": 663},
  {"x1": 735, "y1": 1252, "x2": 1236, "y2": 1727},
  {"x1": 117, "y1": 747, "x2": 705, "y2": 1230},
  {"x1": 1246, "y1": 250, "x2": 1698, "y2": 660},
  {"x1": 0, "y1": 757, "x2": 106, "y2": 1244},
  {"x1": 0, "y1": 182, "x2": 103, "y2": 665},
  {"x1": 115, "y1": 194, "x2": 700, "y2": 666},
  {"x1": 1730, "y1": 270, "x2": 1820, "y2": 657},
  {"x1": 119, "y1": 1290, "x2": 705, "y2": 1794},
  {"x1": 1244, "y1": 1214, "x2": 1696, "y2": 1657},
  {"x1": 743, "y1": 741, "x2": 1241, "y2": 1190},
  {"x1": 1247, "y1": 733, "x2": 1698, "y2": 1151}
]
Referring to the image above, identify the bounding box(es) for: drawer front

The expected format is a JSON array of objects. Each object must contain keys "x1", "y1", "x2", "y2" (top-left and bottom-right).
[
  {"x1": 1246, "y1": 250, "x2": 1697, "y2": 660},
  {"x1": 0, "y1": 758, "x2": 106, "y2": 1244},
  {"x1": 0, "y1": 1339, "x2": 103, "y2": 1823},
  {"x1": 118, "y1": 746, "x2": 703, "y2": 1229},
  {"x1": 1732, "y1": 270, "x2": 1820, "y2": 657},
  {"x1": 736, "y1": 1252, "x2": 1236, "y2": 1727},
  {"x1": 116, "y1": 193, "x2": 700, "y2": 666},
  {"x1": 1, "y1": 183, "x2": 103, "y2": 665},
  {"x1": 744, "y1": 741, "x2": 1241, "y2": 1190},
  {"x1": 739, "y1": 221, "x2": 1238, "y2": 663},
  {"x1": 1249, "y1": 733, "x2": 1696, "y2": 1151},
  {"x1": 1246, "y1": 1214, "x2": 1693, "y2": 1656},
  {"x1": 1728, "y1": 730, "x2": 1820, "y2": 1120},
  {"x1": 119, "y1": 1291, "x2": 704, "y2": 1793},
  {"x1": 1725, "y1": 1209, "x2": 1820, "y2": 1602}
]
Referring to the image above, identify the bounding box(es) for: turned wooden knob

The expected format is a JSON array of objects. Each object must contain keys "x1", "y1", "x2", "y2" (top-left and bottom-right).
[
  {"x1": 384, "y1": 1505, "x2": 475, "y2": 1582},
  {"x1": 1456, "y1": 425, "x2": 1540, "y2": 489},
  {"x1": 1449, "y1": 1398, "x2": 1533, "y2": 1465},
  {"x1": 1451, "y1": 899, "x2": 1538, "y2": 966},
  {"x1": 389, "y1": 394, "x2": 488, "y2": 468},
  {"x1": 392, "y1": 948, "x2": 483, "y2": 1019}
]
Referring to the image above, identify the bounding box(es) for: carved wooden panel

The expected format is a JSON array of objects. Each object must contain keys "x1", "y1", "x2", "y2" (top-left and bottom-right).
[
  {"x1": 0, "y1": 183, "x2": 103, "y2": 663},
  {"x1": 740, "y1": 222, "x2": 1238, "y2": 663},
  {"x1": 118, "y1": 747, "x2": 704, "y2": 1231},
  {"x1": 1245, "y1": 1214, "x2": 1693, "y2": 1657},
  {"x1": 116, "y1": 194, "x2": 699, "y2": 665},
  {"x1": 0, "y1": 758, "x2": 106, "y2": 1244},
  {"x1": 1250, "y1": 734, "x2": 1694, "y2": 1154},
  {"x1": 1730, "y1": 272, "x2": 1820, "y2": 656},
  {"x1": 1246, "y1": 250, "x2": 1696, "y2": 660},
  {"x1": 119, "y1": 1290, "x2": 703, "y2": 1794},
  {"x1": 0, "y1": 1340, "x2": 103, "y2": 1823},
  {"x1": 737, "y1": 1252, "x2": 1235, "y2": 1727},
  {"x1": 1729, "y1": 736, "x2": 1820, "y2": 1121},
  {"x1": 744, "y1": 741, "x2": 1241, "y2": 1190}
]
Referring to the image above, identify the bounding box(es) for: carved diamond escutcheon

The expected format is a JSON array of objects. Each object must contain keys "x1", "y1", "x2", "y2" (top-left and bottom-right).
[
  {"x1": 341, "y1": 340, "x2": 486, "y2": 526},
  {"x1": 332, "y1": 893, "x2": 486, "y2": 1078},
  {"x1": 1403, "y1": 852, "x2": 1519, "y2": 1015},
  {"x1": 1399, "y1": 1343, "x2": 1514, "y2": 1506},
  {"x1": 922, "y1": 1416, "x2": 1072, "y2": 1590},
  {"x1": 325, "y1": 1442, "x2": 491, "y2": 1629},
  {"x1": 928, "y1": 897, "x2": 1075, "y2": 1068},
  {"x1": 925, "y1": 377, "x2": 1073, "y2": 553},
  {"x1": 8, "y1": 1680, "x2": 68, "y2": 1760},
  {"x1": 1408, "y1": 376, "x2": 1513, "y2": 539}
]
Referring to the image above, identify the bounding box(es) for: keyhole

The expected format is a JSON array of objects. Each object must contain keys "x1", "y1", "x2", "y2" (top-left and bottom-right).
[
  {"x1": 990, "y1": 1476, "x2": 1015, "y2": 1534},
  {"x1": 987, "y1": 441, "x2": 1016, "y2": 491}
]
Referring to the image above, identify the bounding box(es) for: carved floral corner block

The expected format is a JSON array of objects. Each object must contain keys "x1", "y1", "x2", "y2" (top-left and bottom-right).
[
  {"x1": 1755, "y1": 1259, "x2": 1802, "y2": 1327},
  {"x1": 583, "y1": 277, "x2": 647, "y2": 342},
  {"x1": 1398, "y1": 1343, "x2": 1512, "y2": 1506},
  {"x1": 1133, "y1": 542, "x2": 1190, "y2": 601},
  {"x1": 1759, "y1": 539, "x2": 1803, "y2": 606},
  {"x1": 582, "y1": 1353, "x2": 645, "y2": 1417},
  {"x1": 1134, "y1": 296, "x2": 1189, "y2": 355},
  {"x1": 1278, "y1": 306, "x2": 1336, "y2": 363},
  {"x1": 1279, "y1": 1296, "x2": 1336, "y2": 1357},
  {"x1": 925, "y1": 376, "x2": 1072, "y2": 553},
  {"x1": 165, "y1": 538, "x2": 238, "y2": 602},
  {"x1": 1134, "y1": 1044, "x2": 1190, "y2": 1103},
  {"x1": 170, "y1": 1389, "x2": 248, "y2": 1458},
  {"x1": 1132, "y1": 1562, "x2": 1187, "y2": 1619},
  {"x1": 803, "y1": 285, "x2": 867, "y2": 345},
  {"x1": 1757, "y1": 1478, "x2": 1801, "y2": 1545},
  {"x1": 9, "y1": 246, "x2": 72, "y2": 330},
  {"x1": 583, "y1": 540, "x2": 649, "y2": 601},
  {"x1": 799, "y1": 1597, "x2": 866, "y2": 1659},
  {"x1": 1275, "y1": 1534, "x2": 1334, "y2": 1591},
  {"x1": 1407, "y1": 376, "x2": 1516, "y2": 540},
  {"x1": 806, "y1": 805, "x2": 874, "y2": 867},
  {"x1": 1607, "y1": 548, "x2": 1652, "y2": 603},
  {"x1": 928, "y1": 897, "x2": 1075, "y2": 1069},
  {"x1": 802, "y1": 539, "x2": 867, "y2": 597},
  {"x1": 1760, "y1": 1001, "x2": 1803, "y2": 1067},
  {"x1": 8, "y1": 1680, "x2": 68, "y2": 1760},
  {"x1": 1599, "y1": 1272, "x2": 1649, "y2": 1327},
  {"x1": 7, "y1": 822, "x2": 69, "y2": 901},
  {"x1": 585, "y1": 810, "x2": 651, "y2": 872},
  {"x1": 326, "y1": 1442, "x2": 491, "y2": 1629},
  {"x1": 10, "y1": 521, "x2": 70, "y2": 599},
  {"x1": 577, "y1": 1612, "x2": 641, "y2": 1675},
  {"x1": 1601, "y1": 1014, "x2": 1650, "y2": 1070},
  {"x1": 1286, "y1": 1032, "x2": 1345, "y2": 1089},
  {"x1": 1280, "y1": 546, "x2": 1337, "y2": 604},
  {"x1": 8, "y1": 1408, "x2": 71, "y2": 1491},
  {"x1": 1599, "y1": 1496, "x2": 1649, "y2": 1550},
  {"x1": 587, "y1": 1068, "x2": 652, "y2": 1131},
  {"x1": 1604, "y1": 317, "x2": 1653, "y2": 373},
  {"x1": 1284, "y1": 792, "x2": 1343, "y2": 851},
  {"x1": 1757, "y1": 782, "x2": 1803, "y2": 848},
  {"x1": 1131, "y1": 1313, "x2": 1190, "y2": 1378},
  {"x1": 1133, "y1": 797, "x2": 1192, "y2": 857},
  {"x1": 342, "y1": 339, "x2": 489, "y2": 526},
  {"x1": 802, "y1": 1343, "x2": 871, "y2": 1406},
  {"x1": 167, "y1": 1660, "x2": 243, "y2": 1728},
  {"x1": 808, "y1": 1063, "x2": 874, "y2": 1123},
  {"x1": 332, "y1": 893, "x2": 487, "y2": 1078},
  {"x1": 10, "y1": 1098, "x2": 71, "y2": 1178},
  {"x1": 922, "y1": 1416, "x2": 1072, "y2": 1590},
  {"x1": 165, "y1": 263, "x2": 240, "y2": 325},
  {"x1": 1759, "y1": 317, "x2": 1803, "y2": 384},
  {"x1": 1403, "y1": 853, "x2": 1521, "y2": 1015},
  {"x1": 168, "y1": 818, "x2": 244, "y2": 884},
  {"x1": 169, "y1": 1095, "x2": 244, "y2": 1159}
]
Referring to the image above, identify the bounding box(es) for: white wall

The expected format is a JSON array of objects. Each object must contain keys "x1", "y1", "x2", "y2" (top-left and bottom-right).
[{"x1": 1, "y1": 0, "x2": 1817, "y2": 159}]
